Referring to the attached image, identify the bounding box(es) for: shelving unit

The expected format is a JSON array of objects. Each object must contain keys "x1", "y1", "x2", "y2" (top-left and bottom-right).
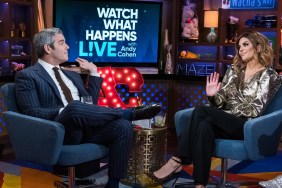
[
  {"x1": 0, "y1": 0, "x2": 36, "y2": 80},
  {"x1": 175, "y1": 0, "x2": 282, "y2": 76},
  {"x1": 0, "y1": 0, "x2": 37, "y2": 154}
]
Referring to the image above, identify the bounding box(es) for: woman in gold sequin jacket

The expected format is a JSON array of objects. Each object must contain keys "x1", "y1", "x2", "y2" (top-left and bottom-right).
[{"x1": 146, "y1": 31, "x2": 282, "y2": 188}]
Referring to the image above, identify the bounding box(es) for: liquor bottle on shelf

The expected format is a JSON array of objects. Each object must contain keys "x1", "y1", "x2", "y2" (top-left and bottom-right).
[
  {"x1": 19, "y1": 22, "x2": 27, "y2": 38},
  {"x1": 0, "y1": 20, "x2": 3, "y2": 37},
  {"x1": 10, "y1": 20, "x2": 16, "y2": 38}
]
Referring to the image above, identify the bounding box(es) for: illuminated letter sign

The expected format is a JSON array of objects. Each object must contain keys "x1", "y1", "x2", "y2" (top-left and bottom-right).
[{"x1": 98, "y1": 67, "x2": 144, "y2": 108}]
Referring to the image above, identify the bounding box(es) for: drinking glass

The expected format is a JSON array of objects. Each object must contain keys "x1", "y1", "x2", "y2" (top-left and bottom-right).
[
  {"x1": 81, "y1": 96, "x2": 93, "y2": 104},
  {"x1": 154, "y1": 112, "x2": 166, "y2": 127}
]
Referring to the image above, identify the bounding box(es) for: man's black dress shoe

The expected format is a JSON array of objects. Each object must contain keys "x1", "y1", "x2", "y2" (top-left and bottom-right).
[{"x1": 133, "y1": 104, "x2": 162, "y2": 120}]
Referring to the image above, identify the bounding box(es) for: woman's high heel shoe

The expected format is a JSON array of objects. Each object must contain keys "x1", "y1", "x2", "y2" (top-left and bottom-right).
[
  {"x1": 145, "y1": 157, "x2": 182, "y2": 186},
  {"x1": 259, "y1": 175, "x2": 282, "y2": 188}
]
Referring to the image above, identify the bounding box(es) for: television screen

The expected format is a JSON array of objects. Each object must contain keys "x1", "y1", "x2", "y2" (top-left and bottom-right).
[{"x1": 53, "y1": 0, "x2": 162, "y2": 67}]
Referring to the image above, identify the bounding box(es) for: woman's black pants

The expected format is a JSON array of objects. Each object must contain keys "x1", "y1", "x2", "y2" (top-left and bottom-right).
[{"x1": 175, "y1": 106, "x2": 248, "y2": 185}]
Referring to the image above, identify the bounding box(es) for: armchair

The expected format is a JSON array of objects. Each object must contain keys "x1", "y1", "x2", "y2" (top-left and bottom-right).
[
  {"x1": 174, "y1": 86, "x2": 282, "y2": 187},
  {"x1": 1, "y1": 83, "x2": 109, "y2": 188}
]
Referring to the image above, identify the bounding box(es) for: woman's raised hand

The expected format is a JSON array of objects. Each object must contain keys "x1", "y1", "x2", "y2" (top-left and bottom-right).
[{"x1": 206, "y1": 72, "x2": 221, "y2": 97}]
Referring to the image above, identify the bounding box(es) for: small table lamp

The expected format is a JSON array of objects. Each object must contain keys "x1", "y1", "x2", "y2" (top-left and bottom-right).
[{"x1": 204, "y1": 11, "x2": 219, "y2": 43}]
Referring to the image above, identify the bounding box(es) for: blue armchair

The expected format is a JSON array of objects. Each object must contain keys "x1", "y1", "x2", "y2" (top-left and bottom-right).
[
  {"x1": 174, "y1": 86, "x2": 282, "y2": 187},
  {"x1": 1, "y1": 83, "x2": 109, "y2": 188}
]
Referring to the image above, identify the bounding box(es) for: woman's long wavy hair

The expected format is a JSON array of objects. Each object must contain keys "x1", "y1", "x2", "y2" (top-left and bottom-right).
[{"x1": 233, "y1": 31, "x2": 274, "y2": 72}]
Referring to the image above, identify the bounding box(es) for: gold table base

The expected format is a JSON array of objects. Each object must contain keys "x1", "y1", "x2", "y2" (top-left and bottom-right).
[{"x1": 121, "y1": 127, "x2": 167, "y2": 187}]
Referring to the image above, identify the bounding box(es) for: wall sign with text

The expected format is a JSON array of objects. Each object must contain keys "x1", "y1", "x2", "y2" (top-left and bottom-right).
[
  {"x1": 222, "y1": 0, "x2": 276, "y2": 9},
  {"x1": 177, "y1": 63, "x2": 216, "y2": 76}
]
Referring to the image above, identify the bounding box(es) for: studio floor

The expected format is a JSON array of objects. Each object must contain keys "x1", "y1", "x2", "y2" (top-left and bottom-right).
[{"x1": 0, "y1": 129, "x2": 282, "y2": 188}]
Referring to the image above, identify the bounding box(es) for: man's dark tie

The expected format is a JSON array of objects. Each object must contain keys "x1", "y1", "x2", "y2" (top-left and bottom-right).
[{"x1": 53, "y1": 67, "x2": 73, "y2": 103}]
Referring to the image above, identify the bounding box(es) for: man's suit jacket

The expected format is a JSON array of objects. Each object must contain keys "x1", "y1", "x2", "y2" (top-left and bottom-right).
[{"x1": 15, "y1": 63, "x2": 103, "y2": 120}]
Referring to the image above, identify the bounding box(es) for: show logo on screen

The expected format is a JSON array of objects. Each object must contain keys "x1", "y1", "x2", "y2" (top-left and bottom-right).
[
  {"x1": 80, "y1": 7, "x2": 138, "y2": 59},
  {"x1": 54, "y1": 0, "x2": 162, "y2": 66}
]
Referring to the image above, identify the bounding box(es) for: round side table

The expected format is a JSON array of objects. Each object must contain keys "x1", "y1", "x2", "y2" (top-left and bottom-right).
[{"x1": 121, "y1": 127, "x2": 167, "y2": 187}]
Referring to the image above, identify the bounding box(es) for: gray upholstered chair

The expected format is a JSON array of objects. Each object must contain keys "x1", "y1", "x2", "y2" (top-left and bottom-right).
[
  {"x1": 174, "y1": 86, "x2": 282, "y2": 187},
  {"x1": 1, "y1": 83, "x2": 109, "y2": 188}
]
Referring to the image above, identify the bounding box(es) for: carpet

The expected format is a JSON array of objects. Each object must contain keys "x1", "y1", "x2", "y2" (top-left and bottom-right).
[
  {"x1": 178, "y1": 153, "x2": 282, "y2": 187},
  {"x1": 0, "y1": 161, "x2": 60, "y2": 188},
  {"x1": 0, "y1": 152, "x2": 282, "y2": 188}
]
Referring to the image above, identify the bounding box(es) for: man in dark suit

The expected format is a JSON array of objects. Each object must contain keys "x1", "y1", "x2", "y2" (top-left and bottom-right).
[{"x1": 15, "y1": 27, "x2": 161, "y2": 188}]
